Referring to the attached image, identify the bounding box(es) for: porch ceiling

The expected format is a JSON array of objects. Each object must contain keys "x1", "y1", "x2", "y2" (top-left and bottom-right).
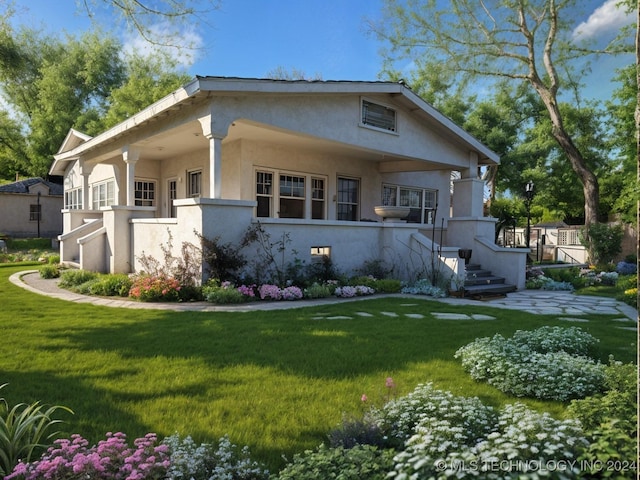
[{"x1": 132, "y1": 120, "x2": 450, "y2": 171}]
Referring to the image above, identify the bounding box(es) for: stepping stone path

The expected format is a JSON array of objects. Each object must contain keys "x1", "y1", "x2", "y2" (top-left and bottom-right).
[{"x1": 311, "y1": 310, "x2": 497, "y2": 321}]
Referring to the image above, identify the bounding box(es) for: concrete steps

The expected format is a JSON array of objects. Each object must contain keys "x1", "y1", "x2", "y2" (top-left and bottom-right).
[{"x1": 462, "y1": 264, "x2": 517, "y2": 298}]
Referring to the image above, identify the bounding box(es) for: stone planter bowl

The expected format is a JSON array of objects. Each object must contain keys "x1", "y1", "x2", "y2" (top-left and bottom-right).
[{"x1": 374, "y1": 205, "x2": 411, "y2": 221}]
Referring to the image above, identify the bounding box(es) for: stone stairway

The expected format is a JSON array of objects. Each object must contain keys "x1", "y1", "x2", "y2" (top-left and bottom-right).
[{"x1": 462, "y1": 263, "x2": 517, "y2": 298}]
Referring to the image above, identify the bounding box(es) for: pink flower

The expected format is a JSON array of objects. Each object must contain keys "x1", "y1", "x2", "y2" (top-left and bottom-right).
[
  {"x1": 385, "y1": 377, "x2": 396, "y2": 389},
  {"x1": 361, "y1": 394, "x2": 368, "y2": 402}
]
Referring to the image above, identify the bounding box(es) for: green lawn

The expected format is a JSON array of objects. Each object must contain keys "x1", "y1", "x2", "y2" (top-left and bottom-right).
[{"x1": 0, "y1": 263, "x2": 636, "y2": 472}]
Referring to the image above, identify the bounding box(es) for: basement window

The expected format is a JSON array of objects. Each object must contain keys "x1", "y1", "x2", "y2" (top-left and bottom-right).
[
  {"x1": 310, "y1": 246, "x2": 331, "y2": 262},
  {"x1": 361, "y1": 99, "x2": 397, "y2": 132}
]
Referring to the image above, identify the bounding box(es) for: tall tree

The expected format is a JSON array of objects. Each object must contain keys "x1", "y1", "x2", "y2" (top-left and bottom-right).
[
  {"x1": 0, "y1": 16, "x2": 191, "y2": 178},
  {"x1": 100, "y1": 53, "x2": 191, "y2": 130},
  {"x1": 605, "y1": 64, "x2": 638, "y2": 224},
  {"x1": 371, "y1": 0, "x2": 633, "y2": 228},
  {"x1": 0, "y1": 25, "x2": 125, "y2": 176}
]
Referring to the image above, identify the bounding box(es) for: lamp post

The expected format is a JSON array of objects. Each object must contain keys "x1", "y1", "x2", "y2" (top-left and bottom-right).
[{"x1": 524, "y1": 180, "x2": 535, "y2": 250}]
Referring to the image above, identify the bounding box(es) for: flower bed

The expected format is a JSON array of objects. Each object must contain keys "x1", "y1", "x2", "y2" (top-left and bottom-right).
[{"x1": 455, "y1": 326, "x2": 605, "y2": 401}]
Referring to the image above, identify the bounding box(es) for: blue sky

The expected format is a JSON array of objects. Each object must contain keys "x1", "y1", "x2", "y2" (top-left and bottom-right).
[{"x1": 8, "y1": 0, "x2": 636, "y2": 101}]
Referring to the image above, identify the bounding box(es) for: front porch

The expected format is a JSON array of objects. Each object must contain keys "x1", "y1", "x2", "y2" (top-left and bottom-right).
[{"x1": 59, "y1": 198, "x2": 528, "y2": 291}]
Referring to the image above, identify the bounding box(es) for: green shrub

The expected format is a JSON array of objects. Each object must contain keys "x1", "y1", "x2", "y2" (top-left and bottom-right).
[
  {"x1": 303, "y1": 283, "x2": 333, "y2": 299},
  {"x1": 58, "y1": 269, "x2": 99, "y2": 288},
  {"x1": 455, "y1": 327, "x2": 605, "y2": 401},
  {"x1": 567, "y1": 360, "x2": 638, "y2": 475},
  {"x1": 275, "y1": 444, "x2": 395, "y2": 480},
  {"x1": 327, "y1": 415, "x2": 387, "y2": 449},
  {"x1": 203, "y1": 280, "x2": 247, "y2": 304},
  {"x1": 372, "y1": 278, "x2": 402, "y2": 293},
  {"x1": 355, "y1": 259, "x2": 393, "y2": 279},
  {"x1": 164, "y1": 433, "x2": 268, "y2": 480},
  {"x1": 542, "y1": 266, "x2": 588, "y2": 288},
  {"x1": 390, "y1": 402, "x2": 587, "y2": 479},
  {"x1": 87, "y1": 274, "x2": 133, "y2": 297},
  {"x1": 0, "y1": 384, "x2": 72, "y2": 477},
  {"x1": 579, "y1": 223, "x2": 623, "y2": 266},
  {"x1": 47, "y1": 255, "x2": 60, "y2": 265},
  {"x1": 205, "y1": 287, "x2": 245, "y2": 304},
  {"x1": 348, "y1": 275, "x2": 378, "y2": 289},
  {"x1": 5, "y1": 238, "x2": 51, "y2": 250},
  {"x1": 39, "y1": 264, "x2": 60, "y2": 279},
  {"x1": 374, "y1": 383, "x2": 497, "y2": 446}
]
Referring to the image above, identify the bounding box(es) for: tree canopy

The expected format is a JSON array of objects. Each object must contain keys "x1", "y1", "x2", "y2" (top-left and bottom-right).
[
  {"x1": 371, "y1": 0, "x2": 635, "y2": 228},
  {"x1": 0, "y1": 14, "x2": 190, "y2": 179}
]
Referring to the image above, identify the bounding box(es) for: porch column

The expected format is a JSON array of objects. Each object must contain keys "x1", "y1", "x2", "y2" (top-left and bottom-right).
[
  {"x1": 79, "y1": 161, "x2": 94, "y2": 210},
  {"x1": 122, "y1": 146, "x2": 140, "y2": 206},
  {"x1": 452, "y1": 152, "x2": 484, "y2": 217},
  {"x1": 198, "y1": 114, "x2": 226, "y2": 199},
  {"x1": 206, "y1": 134, "x2": 222, "y2": 199}
]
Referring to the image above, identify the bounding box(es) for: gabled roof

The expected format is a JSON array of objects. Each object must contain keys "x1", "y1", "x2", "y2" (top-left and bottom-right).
[
  {"x1": 57, "y1": 128, "x2": 93, "y2": 154},
  {"x1": 51, "y1": 76, "x2": 499, "y2": 175},
  {"x1": 0, "y1": 177, "x2": 63, "y2": 196}
]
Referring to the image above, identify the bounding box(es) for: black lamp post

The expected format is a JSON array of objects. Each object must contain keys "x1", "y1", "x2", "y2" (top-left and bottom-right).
[{"x1": 524, "y1": 180, "x2": 535, "y2": 249}]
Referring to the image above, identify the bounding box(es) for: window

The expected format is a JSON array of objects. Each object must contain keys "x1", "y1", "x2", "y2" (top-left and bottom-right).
[
  {"x1": 279, "y1": 174, "x2": 305, "y2": 218},
  {"x1": 256, "y1": 170, "x2": 327, "y2": 220},
  {"x1": 92, "y1": 180, "x2": 115, "y2": 210},
  {"x1": 256, "y1": 171, "x2": 273, "y2": 217},
  {"x1": 310, "y1": 246, "x2": 331, "y2": 263},
  {"x1": 65, "y1": 188, "x2": 83, "y2": 209},
  {"x1": 383, "y1": 183, "x2": 437, "y2": 224},
  {"x1": 361, "y1": 99, "x2": 396, "y2": 132},
  {"x1": 134, "y1": 180, "x2": 155, "y2": 207},
  {"x1": 168, "y1": 179, "x2": 177, "y2": 217},
  {"x1": 29, "y1": 204, "x2": 41, "y2": 221},
  {"x1": 311, "y1": 177, "x2": 325, "y2": 220},
  {"x1": 188, "y1": 170, "x2": 202, "y2": 198},
  {"x1": 337, "y1": 176, "x2": 360, "y2": 221}
]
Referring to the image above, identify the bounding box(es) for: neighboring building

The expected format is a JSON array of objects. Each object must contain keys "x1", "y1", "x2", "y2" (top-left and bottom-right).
[
  {"x1": 50, "y1": 77, "x2": 528, "y2": 289},
  {"x1": 0, "y1": 177, "x2": 63, "y2": 238}
]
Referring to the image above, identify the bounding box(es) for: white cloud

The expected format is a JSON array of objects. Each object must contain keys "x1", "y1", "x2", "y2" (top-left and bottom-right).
[
  {"x1": 572, "y1": 0, "x2": 635, "y2": 41},
  {"x1": 121, "y1": 22, "x2": 204, "y2": 69}
]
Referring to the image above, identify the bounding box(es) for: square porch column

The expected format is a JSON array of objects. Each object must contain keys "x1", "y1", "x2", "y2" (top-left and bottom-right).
[
  {"x1": 206, "y1": 134, "x2": 222, "y2": 199},
  {"x1": 451, "y1": 177, "x2": 485, "y2": 217}
]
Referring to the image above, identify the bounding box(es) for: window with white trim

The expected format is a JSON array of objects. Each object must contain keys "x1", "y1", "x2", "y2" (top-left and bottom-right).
[
  {"x1": 134, "y1": 180, "x2": 156, "y2": 207},
  {"x1": 382, "y1": 183, "x2": 437, "y2": 224},
  {"x1": 361, "y1": 99, "x2": 396, "y2": 132},
  {"x1": 256, "y1": 170, "x2": 273, "y2": 217},
  {"x1": 188, "y1": 170, "x2": 202, "y2": 198},
  {"x1": 255, "y1": 169, "x2": 327, "y2": 220},
  {"x1": 337, "y1": 176, "x2": 360, "y2": 221},
  {"x1": 311, "y1": 177, "x2": 325, "y2": 220},
  {"x1": 279, "y1": 174, "x2": 305, "y2": 218},
  {"x1": 92, "y1": 180, "x2": 115, "y2": 210},
  {"x1": 65, "y1": 188, "x2": 83, "y2": 209}
]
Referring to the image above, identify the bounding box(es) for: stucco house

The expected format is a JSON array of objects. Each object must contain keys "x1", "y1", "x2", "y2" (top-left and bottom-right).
[
  {"x1": 0, "y1": 177, "x2": 63, "y2": 239},
  {"x1": 50, "y1": 77, "x2": 528, "y2": 291}
]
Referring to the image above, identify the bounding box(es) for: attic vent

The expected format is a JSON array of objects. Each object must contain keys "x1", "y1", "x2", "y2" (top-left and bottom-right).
[{"x1": 361, "y1": 99, "x2": 396, "y2": 132}]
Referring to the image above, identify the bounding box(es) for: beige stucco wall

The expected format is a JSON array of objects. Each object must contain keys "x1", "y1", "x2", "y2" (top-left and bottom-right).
[
  {"x1": 56, "y1": 82, "x2": 527, "y2": 285},
  {"x1": 0, "y1": 188, "x2": 63, "y2": 238}
]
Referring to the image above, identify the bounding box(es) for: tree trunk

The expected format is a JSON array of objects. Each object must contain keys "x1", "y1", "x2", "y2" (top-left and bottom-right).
[{"x1": 529, "y1": 81, "x2": 600, "y2": 227}]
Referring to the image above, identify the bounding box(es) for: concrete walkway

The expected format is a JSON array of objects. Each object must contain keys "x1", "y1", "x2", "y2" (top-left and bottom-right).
[{"x1": 9, "y1": 270, "x2": 638, "y2": 321}]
